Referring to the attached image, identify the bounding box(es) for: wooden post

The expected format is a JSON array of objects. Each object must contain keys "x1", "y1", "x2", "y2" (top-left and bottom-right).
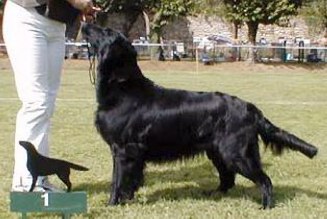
[{"x1": 195, "y1": 48, "x2": 199, "y2": 74}]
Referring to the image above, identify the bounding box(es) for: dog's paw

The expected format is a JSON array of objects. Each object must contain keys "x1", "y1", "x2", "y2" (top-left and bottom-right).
[
  {"x1": 107, "y1": 196, "x2": 119, "y2": 206},
  {"x1": 260, "y1": 201, "x2": 274, "y2": 210},
  {"x1": 202, "y1": 189, "x2": 219, "y2": 196}
]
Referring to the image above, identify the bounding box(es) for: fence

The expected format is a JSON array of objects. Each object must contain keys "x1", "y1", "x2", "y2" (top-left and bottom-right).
[
  {"x1": 197, "y1": 44, "x2": 327, "y2": 63},
  {"x1": 1, "y1": 42, "x2": 326, "y2": 63}
]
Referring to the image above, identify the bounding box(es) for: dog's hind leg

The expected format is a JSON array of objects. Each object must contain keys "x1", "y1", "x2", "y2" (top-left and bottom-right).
[
  {"x1": 109, "y1": 154, "x2": 120, "y2": 205},
  {"x1": 206, "y1": 149, "x2": 236, "y2": 193},
  {"x1": 238, "y1": 165, "x2": 273, "y2": 209},
  {"x1": 57, "y1": 170, "x2": 72, "y2": 192},
  {"x1": 232, "y1": 143, "x2": 273, "y2": 209}
]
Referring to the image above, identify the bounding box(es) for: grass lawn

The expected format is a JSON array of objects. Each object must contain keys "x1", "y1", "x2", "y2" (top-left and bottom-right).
[{"x1": 0, "y1": 59, "x2": 327, "y2": 218}]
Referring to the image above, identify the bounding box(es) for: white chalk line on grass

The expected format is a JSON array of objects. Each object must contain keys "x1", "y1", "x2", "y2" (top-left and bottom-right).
[
  {"x1": 0, "y1": 97, "x2": 327, "y2": 106},
  {"x1": 259, "y1": 101, "x2": 327, "y2": 106},
  {"x1": 0, "y1": 97, "x2": 94, "y2": 102}
]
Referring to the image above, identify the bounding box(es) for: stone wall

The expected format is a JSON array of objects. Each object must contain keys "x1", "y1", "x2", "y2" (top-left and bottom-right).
[
  {"x1": 115, "y1": 14, "x2": 324, "y2": 44},
  {"x1": 163, "y1": 15, "x2": 321, "y2": 44}
]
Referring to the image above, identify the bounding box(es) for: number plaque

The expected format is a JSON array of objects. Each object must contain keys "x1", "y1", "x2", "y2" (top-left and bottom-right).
[{"x1": 10, "y1": 191, "x2": 87, "y2": 219}]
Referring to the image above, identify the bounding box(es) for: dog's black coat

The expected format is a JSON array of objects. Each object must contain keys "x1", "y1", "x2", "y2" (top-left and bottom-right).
[
  {"x1": 82, "y1": 23, "x2": 318, "y2": 208},
  {"x1": 19, "y1": 141, "x2": 89, "y2": 192}
]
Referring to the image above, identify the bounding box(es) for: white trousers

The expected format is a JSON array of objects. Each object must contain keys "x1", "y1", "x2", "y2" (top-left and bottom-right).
[{"x1": 3, "y1": 1, "x2": 66, "y2": 186}]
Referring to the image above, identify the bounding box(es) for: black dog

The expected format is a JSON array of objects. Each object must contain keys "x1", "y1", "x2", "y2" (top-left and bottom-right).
[
  {"x1": 81, "y1": 23, "x2": 318, "y2": 209},
  {"x1": 19, "y1": 141, "x2": 89, "y2": 192}
]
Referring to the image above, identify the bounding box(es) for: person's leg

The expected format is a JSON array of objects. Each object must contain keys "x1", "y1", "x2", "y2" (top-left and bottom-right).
[
  {"x1": 3, "y1": 1, "x2": 65, "y2": 191},
  {"x1": 40, "y1": 16, "x2": 66, "y2": 191},
  {"x1": 47, "y1": 19, "x2": 66, "y2": 108}
]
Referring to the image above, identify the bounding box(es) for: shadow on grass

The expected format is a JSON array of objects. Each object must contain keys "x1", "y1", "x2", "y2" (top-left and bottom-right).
[
  {"x1": 74, "y1": 181, "x2": 109, "y2": 194},
  {"x1": 144, "y1": 183, "x2": 327, "y2": 208},
  {"x1": 75, "y1": 160, "x2": 327, "y2": 207}
]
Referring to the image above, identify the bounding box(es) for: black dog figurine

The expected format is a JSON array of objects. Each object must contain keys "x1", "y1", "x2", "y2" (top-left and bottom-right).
[
  {"x1": 81, "y1": 23, "x2": 318, "y2": 209},
  {"x1": 19, "y1": 141, "x2": 89, "y2": 192}
]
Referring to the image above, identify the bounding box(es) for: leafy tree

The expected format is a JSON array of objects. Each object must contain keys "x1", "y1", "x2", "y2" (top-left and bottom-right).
[
  {"x1": 96, "y1": 0, "x2": 147, "y2": 37},
  {"x1": 199, "y1": 0, "x2": 241, "y2": 39},
  {"x1": 301, "y1": 0, "x2": 327, "y2": 34},
  {"x1": 97, "y1": 0, "x2": 195, "y2": 42},
  {"x1": 146, "y1": 0, "x2": 195, "y2": 42},
  {"x1": 194, "y1": 0, "x2": 224, "y2": 15},
  {"x1": 222, "y1": 0, "x2": 302, "y2": 45},
  {"x1": 0, "y1": 0, "x2": 4, "y2": 11},
  {"x1": 96, "y1": 0, "x2": 195, "y2": 60},
  {"x1": 215, "y1": 0, "x2": 302, "y2": 62}
]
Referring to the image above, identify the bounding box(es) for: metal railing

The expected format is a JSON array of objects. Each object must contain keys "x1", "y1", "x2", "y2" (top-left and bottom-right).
[{"x1": 1, "y1": 43, "x2": 326, "y2": 63}]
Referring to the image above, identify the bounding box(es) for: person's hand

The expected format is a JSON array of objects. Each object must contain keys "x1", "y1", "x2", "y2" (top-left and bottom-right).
[
  {"x1": 82, "y1": 4, "x2": 102, "y2": 22},
  {"x1": 67, "y1": 0, "x2": 101, "y2": 14},
  {"x1": 67, "y1": 0, "x2": 102, "y2": 22},
  {"x1": 67, "y1": 0, "x2": 90, "y2": 10}
]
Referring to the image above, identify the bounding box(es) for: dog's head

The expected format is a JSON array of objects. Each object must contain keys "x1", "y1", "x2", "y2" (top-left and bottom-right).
[
  {"x1": 81, "y1": 23, "x2": 139, "y2": 82},
  {"x1": 19, "y1": 141, "x2": 37, "y2": 154}
]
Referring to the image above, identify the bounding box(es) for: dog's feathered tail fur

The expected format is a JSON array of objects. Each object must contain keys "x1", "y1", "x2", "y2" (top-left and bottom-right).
[{"x1": 255, "y1": 109, "x2": 318, "y2": 158}]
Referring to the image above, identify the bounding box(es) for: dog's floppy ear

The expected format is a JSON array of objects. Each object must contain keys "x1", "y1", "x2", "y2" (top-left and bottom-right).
[
  {"x1": 98, "y1": 44, "x2": 142, "y2": 83},
  {"x1": 97, "y1": 44, "x2": 115, "y2": 81},
  {"x1": 111, "y1": 65, "x2": 143, "y2": 83},
  {"x1": 96, "y1": 33, "x2": 143, "y2": 84}
]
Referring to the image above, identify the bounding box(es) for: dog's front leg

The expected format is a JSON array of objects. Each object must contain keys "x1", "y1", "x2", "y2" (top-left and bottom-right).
[
  {"x1": 108, "y1": 155, "x2": 120, "y2": 205},
  {"x1": 29, "y1": 175, "x2": 38, "y2": 192}
]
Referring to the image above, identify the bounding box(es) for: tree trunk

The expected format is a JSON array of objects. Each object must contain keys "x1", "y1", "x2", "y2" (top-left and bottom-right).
[
  {"x1": 150, "y1": 30, "x2": 165, "y2": 61},
  {"x1": 247, "y1": 21, "x2": 258, "y2": 45},
  {"x1": 149, "y1": 10, "x2": 166, "y2": 61},
  {"x1": 246, "y1": 21, "x2": 259, "y2": 62},
  {"x1": 96, "y1": 12, "x2": 109, "y2": 27},
  {"x1": 94, "y1": 10, "x2": 141, "y2": 39},
  {"x1": 143, "y1": 11, "x2": 150, "y2": 40},
  {"x1": 0, "y1": 11, "x2": 3, "y2": 43},
  {"x1": 121, "y1": 11, "x2": 141, "y2": 38},
  {"x1": 233, "y1": 21, "x2": 239, "y2": 39},
  {"x1": 65, "y1": 18, "x2": 81, "y2": 40}
]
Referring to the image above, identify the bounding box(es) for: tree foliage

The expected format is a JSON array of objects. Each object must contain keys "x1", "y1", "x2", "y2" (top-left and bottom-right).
[
  {"x1": 147, "y1": 0, "x2": 195, "y2": 41},
  {"x1": 0, "y1": 0, "x2": 4, "y2": 10},
  {"x1": 301, "y1": 0, "x2": 327, "y2": 34},
  {"x1": 222, "y1": 0, "x2": 302, "y2": 44},
  {"x1": 95, "y1": 0, "x2": 146, "y2": 37},
  {"x1": 95, "y1": 0, "x2": 195, "y2": 41},
  {"x1": 211, "y1": 0, "x2": 302, "y2": 62},
  {"x1": 193, "y1": 0, "x2": 224, "y2": 15}
]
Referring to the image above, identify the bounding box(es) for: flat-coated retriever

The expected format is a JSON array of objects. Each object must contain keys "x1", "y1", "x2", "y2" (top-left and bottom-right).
[
  {"x1": 20, "y1": 141, "x2": 89, "y2": 192},
  {"x1": 82, "y1": 23, "x2": 318, "y2": 209}
]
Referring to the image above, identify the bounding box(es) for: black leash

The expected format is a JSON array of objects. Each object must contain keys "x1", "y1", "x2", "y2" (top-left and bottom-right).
[
  {"x1": 84, "y1": 0, "x2": 104, "y2": 86},
  {"x1": 85, "y1": 11, "x2": 98, "y2": 86},
  {"x1": 87, "y1": 42, "x2": 96, "y2": 85}
]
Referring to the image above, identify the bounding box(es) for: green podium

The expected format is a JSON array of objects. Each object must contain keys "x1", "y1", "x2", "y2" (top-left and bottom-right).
[{"x1": 10, "y1": 191, "x2": 87, "y2": 219}]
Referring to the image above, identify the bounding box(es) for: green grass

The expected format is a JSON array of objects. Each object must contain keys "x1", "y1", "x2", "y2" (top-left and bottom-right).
[{"x1": 1, "y1": 61, "x2": 327, "y2": 218}]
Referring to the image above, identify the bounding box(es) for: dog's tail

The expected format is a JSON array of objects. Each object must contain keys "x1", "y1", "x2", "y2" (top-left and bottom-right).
[
  {"x1": 66, "y1": 162, "x2": 89, "y2": 171},
  {"x1": 254, "y1": 106, "x2": 318, "y2": 158}
]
